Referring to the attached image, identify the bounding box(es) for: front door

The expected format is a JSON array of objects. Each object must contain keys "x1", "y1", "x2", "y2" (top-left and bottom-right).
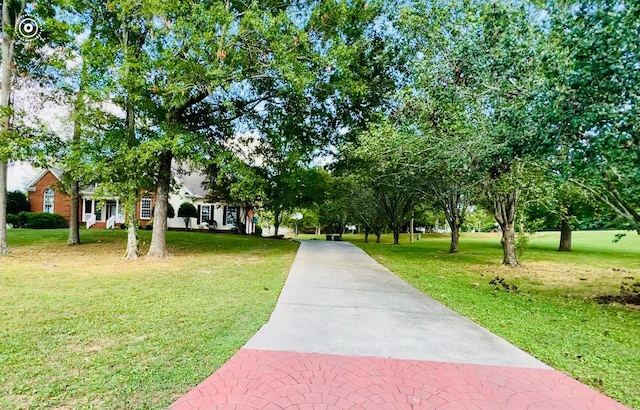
[{"x1": 106, "y1": 202, "x2": 117, "y2": 220}]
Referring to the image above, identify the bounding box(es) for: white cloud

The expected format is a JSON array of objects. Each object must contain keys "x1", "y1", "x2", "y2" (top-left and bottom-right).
[{"x1": 7, "y1": 161, "x2": 38, "y2": 192}]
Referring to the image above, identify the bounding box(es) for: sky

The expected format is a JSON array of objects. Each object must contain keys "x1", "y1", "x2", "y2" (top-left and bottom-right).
[
  {"x1": 7, "y1": 81, "x2": 71, "y2": 192},
  {"x1": 8, "y1": 162, "x2": 38, "y2": 192}
]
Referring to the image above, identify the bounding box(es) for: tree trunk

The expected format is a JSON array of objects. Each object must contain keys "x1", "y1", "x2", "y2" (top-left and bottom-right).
[
  {"x1": 124, "y1": 199, "x2": 139, "y2": 260},
  {"x1": 449, "y1": 223, "x2": 460, "y2": 254},
  {"x1": 559, "y1": 218, "x2": 572, "y2": 252},
  {"x1": 392, "y1": 224, "x2": 400, "y2": 244},
  {"x1": 500, "y1": 221, "x2": 518, "y2": 266},
  {"x1": 148, "y1": 151, "x2": 172, "y2": 258},
  {"x1": 442, "y1": 192, "x2": 465, "y2": 254},
  {"x1": 493, "y1": 191, "x2": 519, "y2": 267},
  {"x1": 273, "y1": 209, "x2": 281, "y2": 237},
  {"x1": 0, "y1": 3, "x2": 15, "y2": 256},
  {"x1": 364, "y1": 228, "x2": 369, "y2": 243},
  {"x1": 67, "y1": 181, "x2": 81, "y2": 245},
  {"x1": 376, "y1": 233, "x2": 381, "y2": 243},
  {"x1": 0, "y1": 162, "x2": 9, "y2": 255},
  {"x1": 67, "y1": 67, "x2": 87, "y2": 247}
]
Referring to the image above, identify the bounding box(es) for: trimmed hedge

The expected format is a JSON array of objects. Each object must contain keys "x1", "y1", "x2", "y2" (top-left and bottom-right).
[
  {"x1": 17, "y1": 212, "x2": 69, "y2": 229},
  {"x1": 7, "y1": 211, "x2": 30, "y2": 228},
  {"x1": 7, "y1": 214, "x2": 19, "y2": 227}
]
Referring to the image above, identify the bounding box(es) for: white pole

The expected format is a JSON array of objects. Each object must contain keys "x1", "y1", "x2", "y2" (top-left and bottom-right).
[{"x1": 410, "y1": 213, "x2": 414, "y2": 243}]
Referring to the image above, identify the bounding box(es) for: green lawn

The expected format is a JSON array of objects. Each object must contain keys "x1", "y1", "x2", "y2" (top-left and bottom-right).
[
  {"x1": 339, "y1": 230, "x2": 640, "y2": 409},
  {"x1": 3, "y1": 229, "x2": 639, "y2": 409},
  {"x1": 0, "y1": 229, "x2": 298, "y2": 409}
]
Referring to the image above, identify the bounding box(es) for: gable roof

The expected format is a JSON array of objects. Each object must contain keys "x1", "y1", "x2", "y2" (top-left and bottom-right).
[
  {"x1": 177, "y1": 170, "x2": 208, "y2": 198},
  {"x1": 25, "y1": 167, "x2": 64, "y2": 191},
  {"x1": 27, "y1": 165, "x2": 211, "y2": 199}
]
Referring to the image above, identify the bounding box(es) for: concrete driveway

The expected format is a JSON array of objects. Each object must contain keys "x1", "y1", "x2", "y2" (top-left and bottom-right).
[{"x1": 170, "y1": 240, "x2": 629, "y2": 409}]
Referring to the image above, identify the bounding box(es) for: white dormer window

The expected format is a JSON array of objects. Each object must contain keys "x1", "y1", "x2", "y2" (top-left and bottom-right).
[{"x1": 43, "y1": 188, "x2": 54, "y2": 213}]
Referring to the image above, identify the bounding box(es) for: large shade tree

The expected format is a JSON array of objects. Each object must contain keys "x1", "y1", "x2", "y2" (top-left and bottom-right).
[
  {"x1": 541, "y1": 0, "x2": 640, "y2": 233},
  {"x1": 397, "y1": 2, "x2": 491, "y2": 253},
  {"x1": 139, "y1": 0, "x2": 397, "y2": 257},
  {"x1": 1, "y1": 1, "x2": 74, "y2": 254},
  {"x1": 471, "y1": 2, "x2": 544, "y2": 266},
  {"x1": 76, "y1": 0, "x2": 159, "y2": 259}
]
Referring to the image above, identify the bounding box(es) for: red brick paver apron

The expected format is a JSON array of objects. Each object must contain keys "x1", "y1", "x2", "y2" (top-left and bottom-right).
[{"x1": 169, "y1": 349, "x2": 627, "y2": 410}]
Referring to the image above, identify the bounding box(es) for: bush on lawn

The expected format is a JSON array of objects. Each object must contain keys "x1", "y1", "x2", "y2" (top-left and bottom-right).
[
  {"x1": 8, "y1": 211, "x2": 33, "y2": 228},
  {"x1": 178, "y1": 202, "x2": 197, "y2": 230},
  {"x1": 6, "y1": 214, "x2": 20, "y2": 227},
  {"x1": 25, "y1": 212, "x2": 68, "y2": 229}
]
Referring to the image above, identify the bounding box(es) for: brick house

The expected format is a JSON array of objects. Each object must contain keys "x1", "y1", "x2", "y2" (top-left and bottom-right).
[
  {"x1": 26, "y1": 167, "x2": 256, "y2": 233},
  {"x1": 26, "y1": 168, "x2": 73, "y2": 222},
  {"x1": 26, "y1": 168, "x2": 154, "y2": 229}
]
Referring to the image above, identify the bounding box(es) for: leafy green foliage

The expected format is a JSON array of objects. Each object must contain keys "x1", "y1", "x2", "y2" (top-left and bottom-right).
[
  {"x1": 177, "y1": 202, "x2": 197, "y2": 230},
  {"x1": 22, "y1": 212, "x2": 69, "y2": 229},
  {"x1": 337, "y1": 121, "x2": 424, "y2": 244},
  {"x1": 5, "y1": 214, "x2": 20, "y2": 227},
  {"x1": 540, "y1": 0, "x2": 640, "y2": 232},
  {"x1": 6, "y1": 190, "x2": 29, "y2": 215}
]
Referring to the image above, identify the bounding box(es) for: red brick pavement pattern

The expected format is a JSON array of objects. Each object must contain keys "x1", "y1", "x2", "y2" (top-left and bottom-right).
[{"x1": 169, "y1": 349, "x2": 629, "y2": 410}]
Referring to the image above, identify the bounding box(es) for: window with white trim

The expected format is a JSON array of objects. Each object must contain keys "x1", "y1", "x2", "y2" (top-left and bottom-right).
[
  {"x1": 43, "y1": 188, "x2": 54, "y2": 213},
  {"x1": 140, "y1": 196, "x2": 152, "y2": 220},
  {"x1": 225, "y1": 206, "x2": 238, "y2": 226},
  {"x1": 200, "y1": 205, "x2": 211, "y2": 224}
]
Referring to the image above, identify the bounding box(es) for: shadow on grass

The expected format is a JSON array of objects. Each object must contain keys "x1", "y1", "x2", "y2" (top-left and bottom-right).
[
  {"x1": 6, "y1": 228, "x2": 299, "y2": 257},
  {"x1": 340, "y1": 231, "x2": 640, "y2": 268}
]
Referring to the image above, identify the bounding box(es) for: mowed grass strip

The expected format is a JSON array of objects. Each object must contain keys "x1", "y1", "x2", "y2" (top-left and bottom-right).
[
  {"x1": 347, "y1": 231, "x2": 640, "y2": 409},
  {"x1": 0, "y1": 229, "x2": 298, "y2": 409}
]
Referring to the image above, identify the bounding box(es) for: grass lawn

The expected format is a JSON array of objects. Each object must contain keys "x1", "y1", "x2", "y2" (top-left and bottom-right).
[
  {"x1": 329, "y1": 230, "x2": 639, "y2": 409},
  {"x1": 0, "y1": 229, "x2": 298, "y2": 409}
]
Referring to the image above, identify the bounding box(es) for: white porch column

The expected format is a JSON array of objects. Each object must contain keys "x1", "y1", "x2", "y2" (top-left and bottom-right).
[{"x1": 115, "y1": 200, "x2": 120, "y2": 222}]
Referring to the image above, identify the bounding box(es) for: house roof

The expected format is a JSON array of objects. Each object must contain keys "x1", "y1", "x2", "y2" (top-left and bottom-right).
[
  {"x1": 25, "y1": 167, "x2": 64, "y2": 191},
  {"x1": 177, "y1": 170, "x2": 208, "y2": 198},
  {"x1": 27, "y1": 165, "x2": 211, "y2": 199}
]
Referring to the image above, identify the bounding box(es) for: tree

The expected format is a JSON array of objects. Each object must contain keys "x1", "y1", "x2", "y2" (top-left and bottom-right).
[
  {"x1": 261, "y1": 164, "x2": 326, "y2": 237},
  {"x1": 472, "y1": 3, "x2": 545, "y2": 266},
  {"x1": 139, "y1": 0, "x2": 396, "y2": 256},
  {"x1": 396, "y1": 3, "x2": 489, "y2": 253},
  {"x1": 1, "y1": 1, "x2": 75, "y2": 254},
  {"x1": 6, "y1": 191, "x2": 29, "y2": 214},
  {"x1": 74, "y1": 0, "x2": 158, "y2": 259},
  {"x1": 541, "y1": 0, "x2": 640, "y2": 233},
  {"x1": 522, "y1": 173, "x2": 597, "y2": 252},
  {"x1": 318, "y1": 175, "x2": 354, "y2": 236},
  {"x1": 144, "y1": 1, "x2": 324, "y2": 255},
  {"x1": 0, "y1": 1, "x2": 26, "y2": 255},
  {"x1": 344, "y1": 178, "x2": 387, "y2": 243},
  {"x1": 53, "y1": 1, "x2": 96, "y2": 247},
  {"x1": 341, "y1": 122, "x2": 424, "y2": 244},
  {"x1": 178, "y1": 202, "x2": 197, "y2": 230}
]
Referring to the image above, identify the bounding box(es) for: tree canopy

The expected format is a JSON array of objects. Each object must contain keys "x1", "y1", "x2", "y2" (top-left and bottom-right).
[{"x1": 1, "y1": 0, "x2": 637, "y2": 266}]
